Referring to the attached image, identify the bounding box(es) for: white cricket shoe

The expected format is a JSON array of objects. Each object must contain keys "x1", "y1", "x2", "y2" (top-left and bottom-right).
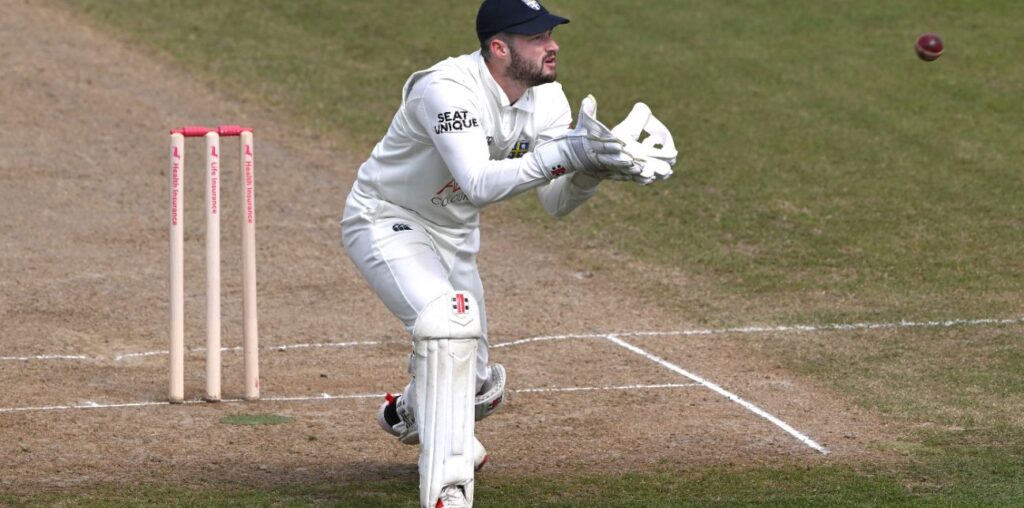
[
  {"x1": 435, "y1": 485, "x2": 471, "y2": 508},
  {"x1": 377, "y1": 393, "x2": 490, "y2": 471},
  {"x1": 377, "y1": 392, "x2": 419, "y2": 444}
]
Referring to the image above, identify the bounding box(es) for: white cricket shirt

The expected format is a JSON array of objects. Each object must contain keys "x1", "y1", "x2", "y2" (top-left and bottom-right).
[{"x1": 347, "y1": 50, "x2": 597, "y2": 233}]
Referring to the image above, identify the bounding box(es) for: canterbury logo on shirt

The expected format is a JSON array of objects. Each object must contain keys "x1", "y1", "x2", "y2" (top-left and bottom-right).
[{"x1": 435, "y1": 110, "x2": 479, "y2": 134}]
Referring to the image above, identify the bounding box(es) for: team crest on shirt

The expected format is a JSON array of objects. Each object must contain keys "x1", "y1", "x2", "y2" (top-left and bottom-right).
[
  {"x1": 521, "y1": 0, "x2": 541, "y2": 10},
  {"x1": 433, "y1": 178, "x2": 469, "y2": 208},
  {"x1": 506, "y1": 140, "x2": 529, "y2": 159}
]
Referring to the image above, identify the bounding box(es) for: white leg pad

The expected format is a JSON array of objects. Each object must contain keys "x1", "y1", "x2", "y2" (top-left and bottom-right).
[{"x1": 412, "y1": 291, "x2": 480, "y2": 508}]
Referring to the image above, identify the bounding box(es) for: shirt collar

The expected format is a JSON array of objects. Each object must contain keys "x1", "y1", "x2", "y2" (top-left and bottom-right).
[{"x1": 474, "y1": 50, "x2": 535, "y2": 113}]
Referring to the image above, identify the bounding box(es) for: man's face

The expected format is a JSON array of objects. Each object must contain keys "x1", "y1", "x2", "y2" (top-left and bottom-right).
[{"x1": 506, "y1": 30, "x2": 559, "y2": 86}]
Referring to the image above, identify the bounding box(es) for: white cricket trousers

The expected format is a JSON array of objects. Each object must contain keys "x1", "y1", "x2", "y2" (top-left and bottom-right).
[{"x1": 341, "y1": 193, "x2": 490, "y2": 391}]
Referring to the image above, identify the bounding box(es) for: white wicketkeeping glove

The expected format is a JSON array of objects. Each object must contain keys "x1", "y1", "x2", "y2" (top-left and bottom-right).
[
  {"x1": 610, "y1": 103, "x2": 678, "y2": 185},
  {"x1": 532, "y1": 95, "x2": 635, "y2": 180}
]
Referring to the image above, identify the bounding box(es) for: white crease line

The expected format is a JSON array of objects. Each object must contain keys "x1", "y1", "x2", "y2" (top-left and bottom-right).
[
  {"x1": 490, "y1": 316, "x2": 1024, "y2": 348},
  {"x1": 605, "y1": 334, "x2": 829, "y2": 455},
  {"x1": 11, "y1": 316, "x2": 1022, "y2": 362},
  {"x1": 0, "y1": 400, "x2": 171, "y2": 412},
  {"x1": 114, "y1": 341, "x2": 380, "y2": 361},
  {"x1": 262, "y1": 393, "x2": 381, "y2": 403},
  {"x1": 492, "y1": 333, "x2": 610, "y2": 348},
  {"x1": 620, "y1": 316, "x2": 1024, "y2": 339},
  {"x1": 0, "y1": 383, "x2": 696, "y2": 414},
  {"x1": 0, "y1": 354, "x2": 90, "y2": 362},
  {"x1": 514, "y1": 383, "x2": 699, "y2": 394},
  {"x1": 269, "y1": 341, "x2": 381, "y2": 351},
  {"x1": 112, "y1": 350, "x2": 170, "y2": 360},
  {"x1": 0, "y1": 393, "x2": 383, "y2": 413}
]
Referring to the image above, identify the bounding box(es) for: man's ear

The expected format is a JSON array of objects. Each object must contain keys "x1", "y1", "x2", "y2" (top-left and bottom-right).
[{"x1": 490, "y1": 37, "x2": 509, "y2": 59}]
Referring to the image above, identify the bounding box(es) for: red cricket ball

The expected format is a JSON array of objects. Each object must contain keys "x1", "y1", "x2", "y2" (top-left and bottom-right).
[{"x1": 915, "y1": 33, "x2": 944, "y2": 61}]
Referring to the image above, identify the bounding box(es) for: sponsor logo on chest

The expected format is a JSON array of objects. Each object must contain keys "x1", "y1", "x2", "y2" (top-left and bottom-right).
[{"x1": 433, "y1": 178, "x2": 469, "y2": 208}]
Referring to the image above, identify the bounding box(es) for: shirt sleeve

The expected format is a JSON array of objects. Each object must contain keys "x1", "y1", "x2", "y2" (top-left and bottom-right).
[
  {"x1": 535, "y1": 91, "x2": 572, "y2": 143},
  {"x1": 408, "y1": 76, "x2": 553, "y2": 207}
]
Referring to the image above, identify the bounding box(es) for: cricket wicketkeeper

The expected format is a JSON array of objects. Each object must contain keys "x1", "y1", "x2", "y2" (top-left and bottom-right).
[{"x1": 341, "y1": 1, "x2": 676, "y2": 506}]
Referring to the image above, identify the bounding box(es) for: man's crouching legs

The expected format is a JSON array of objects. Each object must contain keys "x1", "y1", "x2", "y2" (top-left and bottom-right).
[{"x1": 412, "y1": 291, "x2": 480, "y2": 508}]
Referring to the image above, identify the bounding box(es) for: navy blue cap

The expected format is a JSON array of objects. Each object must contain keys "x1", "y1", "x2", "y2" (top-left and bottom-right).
[{"x1": 476, "y1": 0, "x2": 569, "y2": 43}]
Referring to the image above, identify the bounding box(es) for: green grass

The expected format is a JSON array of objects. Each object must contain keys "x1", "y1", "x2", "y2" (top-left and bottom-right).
[
  {"x1": 0, "y1": 468, "x2": 950, "y2": 507},
  {"x1": 59, "y1": 0, "x2": 1024, "y2": 505},
  {"x1": 538, "y1": 1, "x2": 1024, "y2": 322},
  {"x1": 6, "y1": 459, "x2": 1024, "y2": 507},
  {"x1": 66, "y1": 0, "x2": 1024, "y2": 319}
]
